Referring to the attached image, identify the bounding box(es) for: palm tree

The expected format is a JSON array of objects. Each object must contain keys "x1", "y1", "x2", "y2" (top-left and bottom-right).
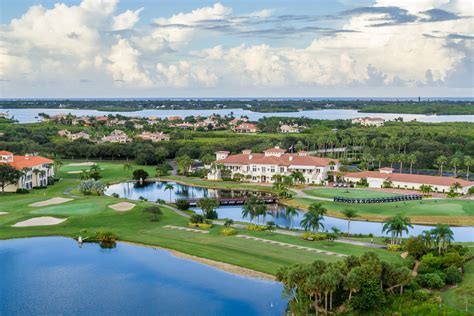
[
  {"x1": 420, "y1": 184, "x2": 433, "y2": 196},
  {"x1": 382, "y1": 214, "x2": 413, "y2": 244},
  {"x1": 436, "y1": 155, "x2": 448, "y2": 176},
  {"x1": 290, "y1": 171, "x2": 305, "y2": 185},
  {"x1": 376, "y1": 154, "x2": 384, "y2": 169},
  {"x1": 164, "y1": 183, "x2": 174, "y2": 203},
  {"x1": 32, "y1": 168, "x2": 40, "y2": 186},
  {"x1": 397, "y1": 153, "x2": 406, "y2": 173},
  {"x1": 464, "y1": 156, "x2": 472, "y2": 180},
  {"x1": 285, "y1": 206, "x2": 298, "y2": 229},
  {"x1": 450, "y1": 182, "x2": 462, "y2": 194},
  {"x1": 407, "y1": 153, "x2": 417, "y2": 174},
  {"x1": 451, "y1": 157, "x2": 461, "y2": 177},
  {"x1": 301, "y1": 203, "x2": 327, "y2": 233},
  {"x1": 196, "y1": 197, "x2": 219, "y2": 219},
  {"x1": 388, "y1": 153, "x2": 397, "y2": 169},
  {"x1": 341, "y1": 209, "x2": 358, "y2": 235},
  {"x1": 53, "y1": 159, "x2": 63, "y2": 176},
  {"x1": 431, "y1": 224, "x2": 454, "y2": 254}
]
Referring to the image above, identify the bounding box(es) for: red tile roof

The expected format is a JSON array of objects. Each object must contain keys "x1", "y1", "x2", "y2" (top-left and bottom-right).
[
  {"x1": 217, "y1": 153, "x2": 338, "y2": 167},
  {"x1": 0, "y1": 150, "x2": 13, "y2": 155},
  {"x1": 4, "y1": 155, "x2": 53, "y2": 170},
  {"x1": 264, "y1": 147, "x2": 286, "y2": 153},
  {"x1": 343, "y1": 171, "x2": 473, "y2": 187}
]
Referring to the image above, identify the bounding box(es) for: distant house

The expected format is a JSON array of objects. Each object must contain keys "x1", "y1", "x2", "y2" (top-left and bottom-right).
[
  {"x1": 58, "y1": 130, "x2": 90, "y2": 141},
  {"x1": 351, "y1": 117, "x2": 385, "y2": 127},
  {"x1": 229, "y1": 117, "x2": 248, "y2": 126},
  {"x1": 280, "y1": 124, "x2": 303, "y2": 133},
  {"x1": 0, "y1": 150, "x2": 54, "y2": 191},
  {"x1": 95, "y1": 116, "x2": 109, "y2": 124},
  {"x1": 101, "y1": 130, "x2": 130, "y2": 143},
  {"x1": 137, "y1": 132, "x2": 170, "y2": 142},
  {"x1": 342, "y1": 168, "x2": 473, "y2": 194},
  {"x1": 167, "y1": 116, "x2": 182, "y2": 121},
  {"x1": 172, "y1": 122, "x2": 194, "y2": 129},
  {"x1": 232, "y1": 122, "x2": 258, "y2": 133}
]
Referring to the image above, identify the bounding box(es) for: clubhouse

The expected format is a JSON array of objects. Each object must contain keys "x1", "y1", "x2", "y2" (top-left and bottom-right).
[
  {"x1": 342, "y1": 168, "x2": 473, "y2": 194},
  {"x1": 208, "y1": 147, "x2": 339, "y2": 184},
  {"x1": 0, "y1": 150, "x2": 54, "y2": 192}
]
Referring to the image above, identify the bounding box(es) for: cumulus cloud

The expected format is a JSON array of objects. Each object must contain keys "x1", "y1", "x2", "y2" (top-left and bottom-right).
[
  {"x1": 112, "y1": 7, "x2": 144, "y2": 31},
  {"x1": 156, "y1": 61, "x2": 218, "y2": 87}
]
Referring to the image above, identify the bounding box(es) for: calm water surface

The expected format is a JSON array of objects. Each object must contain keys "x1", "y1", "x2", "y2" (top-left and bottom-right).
[
  {"x1": 106, "y1": 181, "x2": 474, "y2": 242},
  {"x1": 0, "y1": 237, "x2": 287, "y2": 315},
  {"x1": 3, "y1": 108, "x2": 474, "y2": 123}
]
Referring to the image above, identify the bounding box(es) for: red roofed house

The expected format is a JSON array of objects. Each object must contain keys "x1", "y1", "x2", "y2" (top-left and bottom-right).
[
  {"x1": 342, "y1": 168, "x2": 473, "y2": 194},
  {"x1": 208, "y1": 147, "x2": 339, "y2": 184},
  {"x1": 231, "y1": 122, "x2": 258, "y2": 133},
  {"x1": 0, "y1": 151, "x2": 54, "y2": 192}
]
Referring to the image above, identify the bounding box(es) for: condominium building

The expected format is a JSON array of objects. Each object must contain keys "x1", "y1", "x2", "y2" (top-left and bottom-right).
[
  {"x1": 137, "y1": 131, "x2": 170, "y2": 142},
  {"x1": 351, "y1": 117, "x2": 385, "y2": 127},
  {"x1": 208, "y1": 147, "x2": 339, "y2": 184}
]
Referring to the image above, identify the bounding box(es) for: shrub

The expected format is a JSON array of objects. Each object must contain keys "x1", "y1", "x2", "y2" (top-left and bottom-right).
[
  {"x1": 403, "y1": 236, "x2": 428, "y2": 259},
  {"x1": 95, "y1": 231, "x2": 117, "y2": 242},
  {"x1": 111, "y1": 193, "x2": 119, "y2": 198},
  {"x1": 445, "y1": 266, "x2": 462, "y2": 285},
  {"x1": 223, "y1": 218, "x2": 234, "y2": 227},
  {"x1": 132, "y1": 169, "x2": 149, "y2": 181},
  {"x1": 78, "y1": 179, "x2": 106, "y2": 195},
  {"x1": 301, "y1": 232, "x2": 327, "y2": 241},
  {"x1": 143, "y1": 206, "x2": 163, "y2": 221},
  {"x1": 189, "y1": 214, "x2": 204, "y2": 224},
  {"x1": 246, "y1": 224, "x2": 267, "y2": 231},
  {"x1": 417, "y1": 273, "x2": 445, "y2": 289},
  {"x1": 189, "y1": 223, "x2": 213, "y2": 229},
  {"x1": 413, "y1": 289, "x2": 430, "y2": 301},
  {"x1": 387, "y1": 244, "x2": 402, "y2": 252},
  {"x1": 175, "y1": 199, "x2": 190, "y2": 210},
  {"x1": 220, "y1": 228, "x2": 237, "y2": 236},
  {"x1": 15, "y1": 188, "x2": 29, "y2": 194}
]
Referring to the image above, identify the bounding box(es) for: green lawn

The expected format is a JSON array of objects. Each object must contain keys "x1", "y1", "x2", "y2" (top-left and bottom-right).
[
  {"x1": 0, "y1": 160, "x2": 403, "y2": 275},
  {"x1": 288, "y1": 197, "x2": 474, "y2": 226},
  {"x1": 303, "y1": 187, "x2": 398, "y2": 199}
]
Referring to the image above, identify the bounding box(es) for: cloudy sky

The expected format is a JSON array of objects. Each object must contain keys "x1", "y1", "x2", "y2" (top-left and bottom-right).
[{"x1": 0, "y1": 0, "x2": 473, "y2": 98}]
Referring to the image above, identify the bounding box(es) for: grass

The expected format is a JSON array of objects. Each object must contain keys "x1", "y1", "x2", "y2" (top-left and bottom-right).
[
  {"x1": 286, "y1": 197, "x2": 474, "y2": 226},
  {"x1": 303, "y1": 187, "x2": 398, "y2": 199},
  {"x1": 440, "y1": 244, "x2": 474, "y2": 313},
  {"x1": 0, "y1": 160, "x2": 404, "y2": 275}
]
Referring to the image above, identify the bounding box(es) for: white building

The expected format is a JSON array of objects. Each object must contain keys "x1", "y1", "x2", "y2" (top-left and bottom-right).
[
  {"x1": 279, "y1": 124, "x2": 303, "y2": 133},
  {"x1": 137, "y1": 132, "x2": 170, "y2": 142},
  {"x1": 101, "y1": 130, "x2": 130, "y2": 143},
  {"x1": 0, "y1": 150, "x2": 54, "y2": 192},
  {"x1": 342, "y1": 168, "x2": 473, "y2": 194},
  {"x1": 208, "y1": 147, "x2": 339, "y2": 184},
  {"x1": 351, "y1": 117, "x2": 385, "y2": 127}
]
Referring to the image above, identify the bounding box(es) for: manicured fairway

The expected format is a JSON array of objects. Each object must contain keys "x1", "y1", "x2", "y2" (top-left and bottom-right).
[{"x1": 303, "y1": 187, "x2": 399, "y2": 199}]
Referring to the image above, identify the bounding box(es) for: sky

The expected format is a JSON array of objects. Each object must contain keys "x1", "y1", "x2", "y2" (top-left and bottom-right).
[{"x1": 0, "y1": 0, "x2": 473, "y2": 98}]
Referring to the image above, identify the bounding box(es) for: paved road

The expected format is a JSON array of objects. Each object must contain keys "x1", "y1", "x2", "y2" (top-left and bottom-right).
[{"x1": 290, "y1": 188, "x2": 333, "y2": 201}]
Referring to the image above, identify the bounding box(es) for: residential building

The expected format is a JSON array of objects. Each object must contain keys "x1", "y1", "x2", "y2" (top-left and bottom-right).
[
  {"x1": 280, "y1": 124, "x2": 303, "y2": 133},
  {"x1": 137, "y1": 132, "x2": 170, "y2": 142},
  {"x1": 101, "y1": 130, "x2": 130, "y2": 143},
  {"x1": 351, "y1": 117, "x2": 385, "y2": 127},
  {"x1": 231, "y1": 122, "x2": 258, "y2": 133},
  {"x1": 167, "y1": 116, "x2": 182, "y2": 121},
  {"x1": 342, "y1": 168, "x2": 473, "y2": 194},
  {"x1": 208, "y1": 147, "x2": 339, "y2": 184},
  {"x1": 58, "y1": 130, "x2": 90, "y2": 141},
  {"x1": 0, "y1": 150, "x2": 54, "y2": 191},
  {"x1": 229, "y1": 117, "x2": 248, "y2": 126}
]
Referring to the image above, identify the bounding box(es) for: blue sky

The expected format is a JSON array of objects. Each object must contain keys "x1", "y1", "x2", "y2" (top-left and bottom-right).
[{"x1": 0, "y1": 0, "x2": 472, "y2": 98}]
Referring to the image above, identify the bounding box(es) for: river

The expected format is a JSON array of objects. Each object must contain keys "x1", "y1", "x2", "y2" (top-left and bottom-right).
[{"x1": 3, "y1": 108, "x2": 474, "y2": 123}]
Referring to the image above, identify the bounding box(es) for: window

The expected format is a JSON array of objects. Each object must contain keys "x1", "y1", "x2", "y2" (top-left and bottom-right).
[
  {"x1": 270, "y1": 167, "x2": 275, "y2": 173},
  {"x1": 262, "y1": 167, "x2": 266, "y2": 173},
  {"x1": 280, "y1": 167, "x2": 284, "y2": 173},
  {"x1": 252, "y1": 166, "x2": 257, "y2": 172}
]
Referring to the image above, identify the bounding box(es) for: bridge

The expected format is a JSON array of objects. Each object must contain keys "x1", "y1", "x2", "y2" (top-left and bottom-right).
[{"x1": 179, "y1": 196, "x2": 278, "y2": 206}]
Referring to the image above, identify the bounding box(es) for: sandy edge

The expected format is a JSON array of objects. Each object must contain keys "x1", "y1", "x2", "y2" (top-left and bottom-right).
[
  {"x1": 109, "y1": 202, "x2": 136, "y2": 212},
  {"x1": 12, "y1": 216, "x2": 67, "y2": 227},
  {"x1": 66, "y1": 162, "x2": 95, "y2": 166},
  {"x1": 29, "y1": 197, "x2": 73, "y2": 207},
  {"x1": 121, "y1": 241, "x2": 275, "y2": 281}
]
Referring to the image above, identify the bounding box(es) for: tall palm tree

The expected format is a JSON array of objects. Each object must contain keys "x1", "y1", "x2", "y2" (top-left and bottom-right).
[
  {"x1": 301, "y1": 203, "x2": 327, "y2": 233},
  {"x1": 382, "y1": 214, "x2": 413, "y2": 244},
  {"x1": 32, "y1": 169, "x2": 40, "y2": 186},
  {"x1": 431, "y1": 223, "x2": 454, "y2": 255},
  {"x1": 243, "y1": 195, "x2": 258, "y2": 224},
  {"x1": 407, "y1": 153, "x2": 417, "y2": 174},
  {"x1": 464, "y1": 156, "x2": 472, "y2": 180},
  {"x1": 436, "y1": 155, "x2": 448, "y2": 176},
  {"x1": 388, "y1": 154, "x2": 397, "y2": 169},
  {"x1": 285, "y1": 206, "x2": 298, "y2": 229},
  {"x1": 451, "y1": 182, "x2": 462, "y2": 194},
  {"x1": 397, "y1": 153, "x2": 406, "y2": 173},
  {"x1": 376, "y1": 154, "x2": 384, "y2": 169},
  {"x1": 290, "y1": 171, "x2": 305, "y2": 185},
  {"x1": 164, "y1": 183, "x2": 174, "y2": 203},
  {"x1": 53, "y1": 159, "x2": 63, "y2": 176},
  {"x1": 123, "y1": 163, "x2": 133, "y2": 173},
  {"x1": 451, "y1": 157, "x2": 461, "y2": 177},
  {"x1": 341, "y1": 209, "x2": 358, "y2": 235}
]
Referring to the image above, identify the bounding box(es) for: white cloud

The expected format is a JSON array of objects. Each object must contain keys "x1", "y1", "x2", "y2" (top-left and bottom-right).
[
  {"x1": 156, "y1": 61, "x2": 218, "y2": 87},
  {"x1": 107, "y1": 39, "x2": 152, "y2": 86},
  {"x1": 112, "y1": 7, "x2": 143, "y2": 31}
]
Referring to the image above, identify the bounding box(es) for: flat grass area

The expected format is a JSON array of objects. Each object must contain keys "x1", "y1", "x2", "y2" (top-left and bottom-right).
[
  {"x1": 303, "y1": 187, "x2": 398, "y2": 199},
  {"x1": 0, "y1": 160, "x2": 403, "y2": 275},
  {"x1": 287, "y1": 197, "x2": 474, "y2": 226},
  {"x1": 440, "y1": 244, "x2": 474, "y2": 313}
]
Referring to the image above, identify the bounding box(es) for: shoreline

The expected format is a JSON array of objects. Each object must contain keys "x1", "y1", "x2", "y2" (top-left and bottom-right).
[{"x1": 120, "y1": 240, "x2": 276, "y2": 281}]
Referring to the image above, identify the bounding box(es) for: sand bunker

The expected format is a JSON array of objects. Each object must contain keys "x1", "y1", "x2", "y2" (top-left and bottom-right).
[
  {"x1": 0, "y1": 212, "x2": 8, "y2": 216},
  {"x1": 67, "y1": 171, "x2": 83, "y2": 174},
  {"x1": 66, "y1": 162, "x2": 95, "y2": 167},
  {"x1": 12, "y1": 216, "x2": 67, "y2": 227},
  {"x1": 29, "y1": 197, "x2": 73, "y2": 207},
  {"x1": 109, "y1": 202, "x2": 136, "y2": 212}
]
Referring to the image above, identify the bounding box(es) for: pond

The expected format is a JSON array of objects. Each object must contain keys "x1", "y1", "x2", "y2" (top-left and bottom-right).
[
  {"x1": 106, "y1": 181, "x2": 474, "y2": 242},
  {"x1": 0, "y1": 237, "x2": 287, "y2": 315},
  {"x1": 3, "y1": 107, "x2": 474, "y2": 123}
]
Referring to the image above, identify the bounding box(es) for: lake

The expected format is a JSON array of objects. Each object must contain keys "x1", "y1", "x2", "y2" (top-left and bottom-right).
[
  {"x1": 3, "y1": 108, "x2": 474, "y2": 123},
  {"x1": 105, "y1": 181, "x2": 474, "y2": 242},
  {"x1": 0, "y1": 237, "x2": 287, "y2": 315}
]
